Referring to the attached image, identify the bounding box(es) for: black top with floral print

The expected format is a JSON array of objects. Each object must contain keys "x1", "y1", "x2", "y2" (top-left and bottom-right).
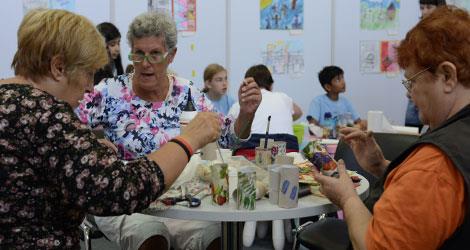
[{"x1": 0, "y1": 84, "x2": 165, "y2": 249}]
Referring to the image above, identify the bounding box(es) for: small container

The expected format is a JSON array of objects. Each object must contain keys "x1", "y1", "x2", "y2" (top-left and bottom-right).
[
  {"x1": 237, "y1": 167, "x2": 256, "y2": 210},
  {"x1": 271, "y1": 141, "x2": 287, "y2": 159},
  {"x1": 228, "y1": 167, "x2": 238, "y2": 206},
  {"x1": 278, "y1": 165, "x2": 299, "y2": 209},
  {"x1": 210, "y1": 163, "x2": 229, "y2": 206},
  {"x1": 268, "y1": 165, "x2": 281, "y2": 205},
  {"x1": 255, "y1": 147, "x2": 272, "y2": 166},
  {"x1": 307, "y1": 141, "x2": 338, "y2": 177}
]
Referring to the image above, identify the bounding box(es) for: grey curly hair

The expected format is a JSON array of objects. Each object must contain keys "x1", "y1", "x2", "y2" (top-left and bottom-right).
[{"x1": 127, "y1": 11, "x2": 177, "y2": 50}]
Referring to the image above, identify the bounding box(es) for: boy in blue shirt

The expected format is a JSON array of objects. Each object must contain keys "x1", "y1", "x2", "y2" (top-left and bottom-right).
[{"x1": 307, "y1": 65, "x2": 362, "y2": 128}]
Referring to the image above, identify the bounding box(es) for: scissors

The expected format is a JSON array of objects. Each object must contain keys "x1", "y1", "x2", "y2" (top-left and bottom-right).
[{"x1": 161, "y1": 194, "x2": 201, "y2": 208}]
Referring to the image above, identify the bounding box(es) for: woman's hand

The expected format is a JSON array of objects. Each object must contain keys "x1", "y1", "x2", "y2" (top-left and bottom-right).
[
  {"x1": 339, "y1": 127, "x2": 389, "y2": 178},
  {"x1": 180, "y1": 112, "x2": 221, "y2": 150},
  {"x1": 313, "y1": 160, "x2": 358, "y2": 208},
  {"x1": 238, "y1": 77, "x2": 261, "y2": 117}
]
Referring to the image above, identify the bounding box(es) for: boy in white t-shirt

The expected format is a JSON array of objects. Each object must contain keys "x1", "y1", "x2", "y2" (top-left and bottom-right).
[{"x1": 229, "y1": 64, "x2": 302, "y2": 150}]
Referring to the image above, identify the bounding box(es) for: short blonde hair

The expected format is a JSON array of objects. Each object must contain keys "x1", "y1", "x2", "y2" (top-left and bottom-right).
[
  {"x1": 12, "y1": 9, "x2": 107, "y2": 82},
  {"x1": 203, "y1": 63, "x2": 226, "y2": 82}
]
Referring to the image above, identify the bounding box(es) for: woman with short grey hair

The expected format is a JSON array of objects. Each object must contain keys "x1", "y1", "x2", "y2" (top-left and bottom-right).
[
  {"x1": 76, "y1": 11, "x2": 262, "y2": 250},
  {"x1": 127, "y1": 11, "x2": 177, "y2": 49}
]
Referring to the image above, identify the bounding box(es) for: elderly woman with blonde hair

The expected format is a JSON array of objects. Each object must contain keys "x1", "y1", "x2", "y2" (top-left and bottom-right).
[
  {"x1": 76, "y1": 11, "x2": 261, "y2": 250},
  {"x1": 0, "y1": 9, "x2": 221, "y2": 249}
]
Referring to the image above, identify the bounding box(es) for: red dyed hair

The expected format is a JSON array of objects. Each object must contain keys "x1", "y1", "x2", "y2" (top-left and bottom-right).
[{"x1": 397, "y1": 6, "x2": 470, "y2": 87}]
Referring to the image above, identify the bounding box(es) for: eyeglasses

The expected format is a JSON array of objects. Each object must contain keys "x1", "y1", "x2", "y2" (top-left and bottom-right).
[
  {"x1": 128, "y1": 48, "x2": 174, "y2": 64},
  {"x1": 401, "y1": 67, "x2": 431, "y2": 91}
]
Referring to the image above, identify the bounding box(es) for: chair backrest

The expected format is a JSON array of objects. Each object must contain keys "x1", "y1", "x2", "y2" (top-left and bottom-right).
[{"x1": 334, "y1": 132, "x2": 419, "y2": 186}]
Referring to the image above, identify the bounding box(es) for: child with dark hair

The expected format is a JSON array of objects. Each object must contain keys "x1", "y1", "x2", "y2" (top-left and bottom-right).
[
  {"x1": 420, "y1": 0, "x2": 446, "y2": 18},
  {"x1": 94, "y1": 22, "x2": 124, "y2": 85},
  {"x1": 229, "y1": 64, "x2": 302, "y2": 151},
  {"x1": 307, "y1": 65, "x2": 361, "y2": 128}
]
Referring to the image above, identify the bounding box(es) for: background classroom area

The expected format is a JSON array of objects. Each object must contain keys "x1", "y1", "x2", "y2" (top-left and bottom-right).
[{"x1": 2, "y1": 0, "x2": 469, "y2": 124}]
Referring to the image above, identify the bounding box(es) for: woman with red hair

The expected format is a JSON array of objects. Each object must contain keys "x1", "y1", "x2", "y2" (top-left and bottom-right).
[{"x1": 316, "y1": 6, "x2": 470, "y2": 249}]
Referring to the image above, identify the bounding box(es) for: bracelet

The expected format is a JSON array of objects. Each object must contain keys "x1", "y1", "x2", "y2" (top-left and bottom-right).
[{"x1": 169, "y1": 137, "x2": 193, "y2": 161}]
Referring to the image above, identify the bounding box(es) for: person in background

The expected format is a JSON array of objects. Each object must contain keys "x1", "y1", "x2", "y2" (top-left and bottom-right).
[
  {"x1": 307, "y1": 65, "x2": 363, "y2": 129},
  {"x1": 93, "y1": 22, "x2": 124, "y2": 85},
  {"x1": 203, "y1": 63, "x2": 235, "y2": 115},
  {"x1": 0, "y1": 9, "x2": 221, "y2": 249},
  {"x1": 76, "y1": 12, "x2": 261, "y2": 250},
  {"x1": 315, "y1": 6, "x2": 470, "y2": 249},
  {"x1": 405, "y1": 0, "x2": 446, "y2": 130},
  {"x1": 420, "y1": 0, "x2": 446, "y2": 17},
  {"x1": 229, "y1": 64, "x2": 302, "y2": 152}
]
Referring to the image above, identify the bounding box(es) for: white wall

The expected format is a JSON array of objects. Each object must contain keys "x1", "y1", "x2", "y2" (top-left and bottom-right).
[
  {"x1": 228, "y1": 0, "x2": 332, "y2": 120},
  {"x1": 0, "y1": 0, "x2": 423, "y2": 125},
  {"x1": 0, "y1": 0, "x2": 110, "y2": 79},
  {"x1": 333, "y1": 0, "x2": 420, "y2": 125}
]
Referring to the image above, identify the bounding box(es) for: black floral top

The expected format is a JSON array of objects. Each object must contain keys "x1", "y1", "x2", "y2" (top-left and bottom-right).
[{"x1": 0, "y1": 84, "x2": 165, "y2": 249}]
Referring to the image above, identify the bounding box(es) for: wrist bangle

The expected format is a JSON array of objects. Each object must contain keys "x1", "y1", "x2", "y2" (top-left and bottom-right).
[{"x1": 170, "y1": 137, "x2": 193, "y2": 161}]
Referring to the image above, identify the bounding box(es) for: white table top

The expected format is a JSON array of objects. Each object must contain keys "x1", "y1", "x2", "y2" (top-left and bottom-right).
[{"x1": 145, "y1": 175, "x2": 369, "y2": 222}]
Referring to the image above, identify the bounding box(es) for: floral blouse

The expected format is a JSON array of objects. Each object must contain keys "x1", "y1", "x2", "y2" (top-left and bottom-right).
[
  {"x1": 0, "y1": 84, "x2": 165, "y2": 249},
  {"x1": 76, "y1": 74, "x2": 239, "y2": 160}
]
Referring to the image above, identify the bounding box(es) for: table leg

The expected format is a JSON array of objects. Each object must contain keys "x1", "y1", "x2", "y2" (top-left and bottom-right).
[
  {"x1": 222, "y1": 221, "x2": 243, "y2": 250},
  {"x1": 272, "y1": 219, "x2": 285, "y2": 250},
  {"x1": 243, "y1": 221, "x2": 257, "y2": 247}
]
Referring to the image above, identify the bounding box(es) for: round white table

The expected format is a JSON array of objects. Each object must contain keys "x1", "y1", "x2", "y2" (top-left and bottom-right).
[{"x1": 145, "y1": 175, "x2": 369, "y2": 250}]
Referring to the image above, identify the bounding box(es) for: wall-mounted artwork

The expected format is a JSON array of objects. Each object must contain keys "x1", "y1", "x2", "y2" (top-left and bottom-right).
[
  {"x1": 360, "y1": 40, "x2": 380, "y2": 73},
  {"x1": 380, "y1": 40, "x2": 399, "y2": 74},
  {"x1": 148, "y1": 0, "x2": 171, "y2": 13},
  {"x1": 260, "y1": 0, "x2": 304, "y2": 30},
  {"x1": 172, "y1": 0, "x2": 196, "y2": 32},
  {"x1": 261, "y1": 40, "x2": 304, "y2": 77},
  {"x1": 360, "y1": 0, "x2": 400, "y2": 30},
  {"x1": 23, "y1": 0, "x2": 75, "y2": 15}
]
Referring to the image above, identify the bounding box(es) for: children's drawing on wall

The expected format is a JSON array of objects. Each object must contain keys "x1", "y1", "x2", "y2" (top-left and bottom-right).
[
  {"x1": 172, "y1": 0, "x2": 196, "y2": 32},
  {"x1": 360, "y1": 0, "x2": 400, "y2": 30},
  {"x1": 49, "y1": 0, "x2": 75, "y2": 11},
  {"x1": 380, "y1": 40, "x2": 399, "y2": 74},
  {"x1": 148, "y1": 0, "x2": 171, "y2": 13},
  {"x1": 23, "y1": 0, "x2": 48, "y2": 14},
  {"x1": 360, "y1": 41, "x2": 381, "y2": 73},
  {"x1": 23, "y1": 0, "x2": 75, "y2": 15},
  {"x1": 448, "y1": 0, "x2": 470, "y2": 11},
  {"x1": 260, "y1": 0, "x2": 304, "y2": 30},
  {"x1": 261, "y1": 40, "x2": 304, "y2": 78}
]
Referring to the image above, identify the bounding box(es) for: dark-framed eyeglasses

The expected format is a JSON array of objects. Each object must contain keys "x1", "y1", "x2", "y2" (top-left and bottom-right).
[
  {"x1": 401, "y1": 67, "x2": 431, "y2": 91},
  {"x1": 128, "y1": 48, "x2": 174, "y2": 64}
]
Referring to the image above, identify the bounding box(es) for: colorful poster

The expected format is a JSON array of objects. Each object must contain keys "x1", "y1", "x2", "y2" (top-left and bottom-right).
[
  {"x1": 148, "y1": 0, "x2": 171, "y2": 13},
  {"x1": 49, "y1": 0, "x2": 75, "y2": 11},
  {"x1": 380, "y1": 40, "x2": 400, "y2": 74},
  {"x1": 360, "y1": 41, "x2": 380, "y2": 73},
  {"x1": 360, "y1": 0, "x2": 400, "y2": 30},
  {"x1": 260, "y1": 0, "x2": 304, "y2": 30},
  {"x1": 23, "y1": 0, "x2": 75, "y2": 15},
  {"x1": 23, "y1": 0, "x2": 48, "y2": 15},
  {"x1": 261, "y1": 40, "x2": 304, "y2": 77},
  {"x1": 172, "y1": 0, "x2": 196, "y2": 32}
]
